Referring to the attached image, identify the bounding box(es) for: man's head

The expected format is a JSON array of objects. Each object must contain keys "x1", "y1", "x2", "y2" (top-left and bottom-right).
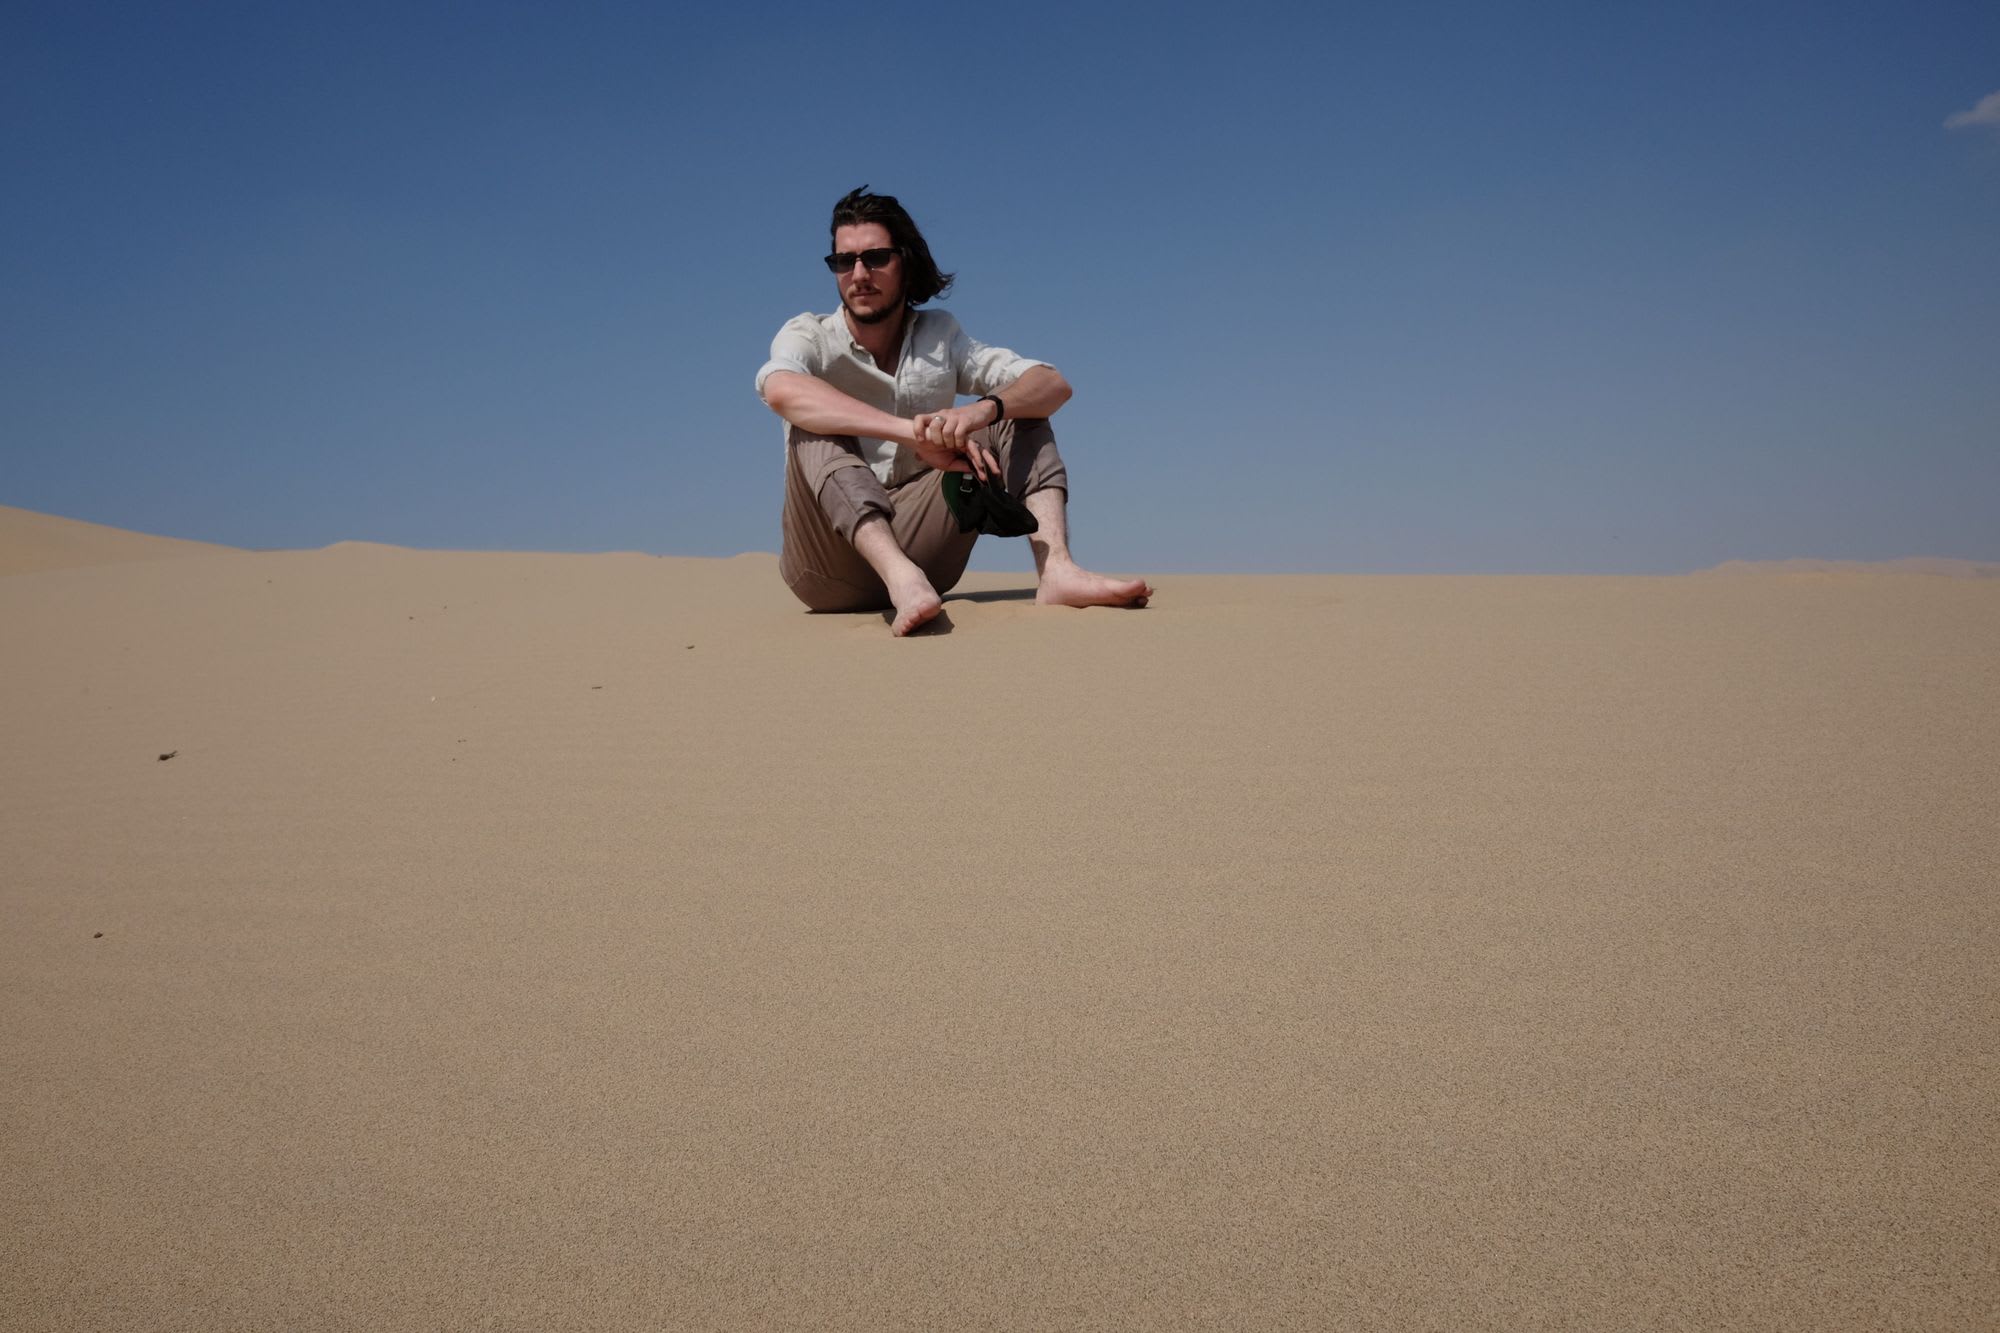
[{"x1": 827, "y1": 185, "x2": 953, "y2": 325}]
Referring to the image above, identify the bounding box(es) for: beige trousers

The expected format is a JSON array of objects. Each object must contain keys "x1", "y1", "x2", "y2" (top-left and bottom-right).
[{"x1": 779, "y1": 419, "x2": 1068, "y2": 612}]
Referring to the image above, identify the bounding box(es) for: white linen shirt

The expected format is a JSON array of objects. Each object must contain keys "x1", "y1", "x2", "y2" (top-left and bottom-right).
[{"x1": 755, "y1": 307, "x2": 1049, "y2": 486}]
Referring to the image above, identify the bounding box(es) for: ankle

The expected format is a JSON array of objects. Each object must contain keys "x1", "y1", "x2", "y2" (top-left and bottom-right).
[
  {"x1": 865, "y1": 545, "x2": 926, "y2": 588},
  {"x1": 1033, "y1": 545, "x2": 1075, "y2": 574}
]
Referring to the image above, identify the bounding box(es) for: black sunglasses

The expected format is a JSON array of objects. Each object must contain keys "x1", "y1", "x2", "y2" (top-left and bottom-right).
[{"x1": 824, "y1": 247, "x2": 898, "y2": 274}]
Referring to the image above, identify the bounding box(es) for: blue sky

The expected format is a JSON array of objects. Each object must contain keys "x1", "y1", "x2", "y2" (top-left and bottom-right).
[{"x1": 4, "y1": 0, "x2": 1996, "y2": 573}]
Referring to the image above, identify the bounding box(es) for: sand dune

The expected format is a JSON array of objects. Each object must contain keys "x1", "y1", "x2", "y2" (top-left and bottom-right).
[
  {"x1": 4, "y1": 507, "x2": 1996, "y2": 1330},
  {"x1": 1697, "y1": 555, "x2": 2000, "y2": 577},
  {"x1": 0, "y1": 503, "x2": 241, "y2": 577}
]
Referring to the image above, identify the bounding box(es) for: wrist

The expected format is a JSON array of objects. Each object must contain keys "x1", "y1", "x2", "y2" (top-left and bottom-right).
[{"x1": 978, "y1": 394, "x2": 1005, "y2": 425}]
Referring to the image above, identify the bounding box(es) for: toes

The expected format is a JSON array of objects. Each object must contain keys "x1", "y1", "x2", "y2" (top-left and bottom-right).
[{"x1": 893, "y1": 600, "x2": 942, "y2": 636}]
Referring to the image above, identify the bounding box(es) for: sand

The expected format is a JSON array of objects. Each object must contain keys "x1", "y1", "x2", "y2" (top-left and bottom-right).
[
  {"x1": 0, "y1": 503, "x2": 242, "y2": 577},
  {"x1": 3, "y1": 506, "x2": 1996, "y2": 1331}
]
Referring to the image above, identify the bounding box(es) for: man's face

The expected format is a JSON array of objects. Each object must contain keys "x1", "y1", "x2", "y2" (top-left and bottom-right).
[{"x1": 832, "y1": 222, "x2": 904, "y2": 326}]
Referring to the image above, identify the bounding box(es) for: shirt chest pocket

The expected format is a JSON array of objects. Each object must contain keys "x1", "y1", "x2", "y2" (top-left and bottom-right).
[{"x1": 897, "y1": 351, "x2": 954, "y2": 413}]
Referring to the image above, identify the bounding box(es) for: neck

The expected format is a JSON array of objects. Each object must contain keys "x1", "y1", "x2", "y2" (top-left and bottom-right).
[{"x1": 844, "y1": 303, "x2": 907, "y2": 369}]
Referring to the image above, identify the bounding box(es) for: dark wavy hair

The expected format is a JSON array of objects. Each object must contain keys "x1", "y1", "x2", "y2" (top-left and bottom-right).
[{"x1": 830, "y1": 185, "x2": 954, "y2": 306}]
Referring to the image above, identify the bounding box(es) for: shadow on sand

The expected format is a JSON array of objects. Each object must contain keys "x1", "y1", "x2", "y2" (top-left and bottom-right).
[{"x1": 943, "y1": 587, "x2": 1037, "y2": 605}]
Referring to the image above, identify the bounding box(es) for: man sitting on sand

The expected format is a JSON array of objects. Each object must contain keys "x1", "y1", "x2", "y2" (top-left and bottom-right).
[{"x1": 756, "y1": 185, "x2": 1152, "y2": 636}]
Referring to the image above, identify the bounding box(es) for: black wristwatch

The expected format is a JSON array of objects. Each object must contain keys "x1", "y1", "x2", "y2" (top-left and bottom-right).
[{"x1": 978, "y1": 394, "x2": 1005, "y2": 424}]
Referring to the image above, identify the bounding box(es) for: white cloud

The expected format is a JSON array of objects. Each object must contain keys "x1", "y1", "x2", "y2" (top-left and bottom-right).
[{"x1": 1944, "y1": 89, "x2": 2000, "y2": 131}]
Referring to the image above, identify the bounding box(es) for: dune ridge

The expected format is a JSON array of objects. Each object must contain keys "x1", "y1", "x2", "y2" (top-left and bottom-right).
[
  {"x1": 0, "y1": 503, "x2": 241, "y2": 577},
  {"x1": 1696, "y1": 555, "x2": 1999, "y2": 577}
]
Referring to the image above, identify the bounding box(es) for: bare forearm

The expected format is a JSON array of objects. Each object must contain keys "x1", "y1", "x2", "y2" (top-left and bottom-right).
[
  {"x1": 762, "y1": 371, "x2": 917, "y2": 445},
  {"x1": 992, "y1": 365, "x2": 1072, "y2": 421}
]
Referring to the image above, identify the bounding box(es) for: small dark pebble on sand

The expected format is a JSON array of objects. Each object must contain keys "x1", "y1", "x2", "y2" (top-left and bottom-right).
[
  {"x1": 94, "y1": 932, "x2": 103, "y2": 939},
  {"x1": 158, "y1": 750, "x2": 177, "y2": 761}
]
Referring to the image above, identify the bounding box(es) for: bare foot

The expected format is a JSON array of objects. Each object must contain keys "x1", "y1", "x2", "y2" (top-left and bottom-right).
[
  {"x1": 887, "y1": 570, "x2": 944, "y2": 636},
  {"x1": 1036, "y1": 561, "x2": 1153, "y2": 609}
]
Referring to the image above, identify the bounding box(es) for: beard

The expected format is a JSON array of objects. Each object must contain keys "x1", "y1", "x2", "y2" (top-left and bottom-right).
[{"x1": 843, "y1": 294, "x2": 902, "y2": 325}]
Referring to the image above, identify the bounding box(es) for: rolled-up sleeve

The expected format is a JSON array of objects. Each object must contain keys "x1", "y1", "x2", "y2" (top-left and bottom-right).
[
  {"x1": 950, "y1": 322, "x2": 1049, "y2": 397},
  {"x1": 755, "y1": 314, "x2": 823, "y2": 402}
]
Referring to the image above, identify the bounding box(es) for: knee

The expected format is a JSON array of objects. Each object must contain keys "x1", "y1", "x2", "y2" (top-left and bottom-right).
[
  {"x1": 986, "y1": 417, "x2": 1050, "y2": 449},
  {"x1": 815, "y1": 464, "x2": 893, "y2": 545},
  {"x1": 786, "y1": 424, "x2": 860, "y2": 450}
]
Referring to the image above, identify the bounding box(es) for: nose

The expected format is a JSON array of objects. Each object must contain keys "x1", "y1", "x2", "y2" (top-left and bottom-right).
[{"x1": 844, "y1": 256, "x2": 870, "y2": 277}]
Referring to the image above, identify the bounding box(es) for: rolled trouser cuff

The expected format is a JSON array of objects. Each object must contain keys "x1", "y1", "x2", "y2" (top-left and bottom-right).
[
  {"x1": 817, "y1": 462, "x2": 894, "y2": 544},
  {"x1": 785, "y1": 425, "x2": 896, "y2": 543}
]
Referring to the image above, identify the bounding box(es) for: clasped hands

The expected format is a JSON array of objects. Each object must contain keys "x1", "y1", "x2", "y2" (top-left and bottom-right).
[{"x1": 907, "y1": 400, "x2": 1002, "y2": 482}]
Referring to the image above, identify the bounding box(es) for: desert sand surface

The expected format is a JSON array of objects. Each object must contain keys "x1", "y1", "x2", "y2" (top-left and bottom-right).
[{"x1": 4, "y1": 508, "x2": 1996, "y2": 1331}]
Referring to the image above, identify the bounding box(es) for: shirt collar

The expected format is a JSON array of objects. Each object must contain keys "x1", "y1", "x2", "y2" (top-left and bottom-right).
[{"x1": 838, "y1": 305, "x2": 920, "y2": 360}]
